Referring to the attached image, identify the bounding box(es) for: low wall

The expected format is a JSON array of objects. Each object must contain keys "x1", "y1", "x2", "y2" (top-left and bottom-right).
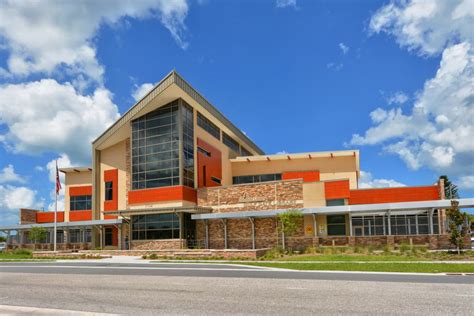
[
  {"x1": 81, "y1": 248, "x2": 269, "y2": 259},
  {"x1": 130, "y1": 239, "x2": 185, "y2": 250},
  {"x1": 9, "y1": 243, "x2": 91, "y2": 251}
]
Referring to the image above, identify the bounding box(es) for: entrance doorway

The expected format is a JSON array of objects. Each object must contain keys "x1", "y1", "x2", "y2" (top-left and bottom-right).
[{"x1": 104, "y1": 227, "x2": 113, "y2": 246}]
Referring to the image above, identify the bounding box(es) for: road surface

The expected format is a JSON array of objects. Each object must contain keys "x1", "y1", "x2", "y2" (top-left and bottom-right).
[{"x1": 0, "y1": 261, "x2": 472, "y2": 315}]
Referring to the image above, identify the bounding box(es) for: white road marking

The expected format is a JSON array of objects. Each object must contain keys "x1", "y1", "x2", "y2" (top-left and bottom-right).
[{"x1": 0, "y1": 304, "x2": 117, "y2": 315}]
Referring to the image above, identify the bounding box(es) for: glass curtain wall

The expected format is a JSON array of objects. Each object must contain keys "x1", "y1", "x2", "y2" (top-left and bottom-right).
[{"x1": 131, "y1": 99, "x2": 194, "y2": 190}]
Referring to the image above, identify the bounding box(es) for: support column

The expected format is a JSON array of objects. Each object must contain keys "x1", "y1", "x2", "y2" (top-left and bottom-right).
[
  {"x1": 312, "y1": 214, "x2": 317, "y2": 237},
  {"x1": 383, "y1": 215, "x2": 386, "y2": 235},
  {"x1": 118, "y1": 224, "x2": 122, "y2": 250},
  {"x1": 387, "y1": 210, "x2": 392, "y2": 235},
  {"x1": 349, "y1": 213, "x2": 353, "y2": 237},
  {"x1": 99, "y1": 226, "x2": 103, "y2": 250},
  {"x1": 221, "y1": 219, "x2": 228, "y2": 249},
  {"x1": 415, "y1": 215, "x2": 419, "y2": 235},
  {"x1": 204, "y1": 220, "x2": 209, "y2": 249},
  {"x1": 428, "y1": 209, "x2": 434, "y2": 235},
  {"x1": 249, "y1": 217, "x2": 255, "y2": 250}
]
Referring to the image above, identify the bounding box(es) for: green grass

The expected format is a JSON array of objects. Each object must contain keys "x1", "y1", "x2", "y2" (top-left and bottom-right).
[
  {"x1": 245, "y1": 262, "x2": 474, "y2": 273},
  {"x1": 272, "y1": 252, "x2": 474, "y2": 262},
  {"x1": 0, "y1": 253, "x2": 33, "y2": 260}
]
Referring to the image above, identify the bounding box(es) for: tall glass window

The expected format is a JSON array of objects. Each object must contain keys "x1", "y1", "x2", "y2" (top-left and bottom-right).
[
  {"x1": 70, "y1": 195, "x2": 91, "y2": 211},
  {"x1": 131, "y1": 213, "x2": 180, "y2": 240},
  {"x1": 327, "y1": 215, "x2": 346, "y2": 236},
  {"x1": 131, "y1": 101, "x2": 180, "y2": 189},
  {"x1": 197, "y1": 112, "x2": 220, "y2": 140},
  {"x1": 233, "y1": 173, "x2": 282, "y2": 185},
  {"x1": 182, "y1": 102, "x2": 194, "y2": 188},
  {"x1": 223, "y1": 132, "x2": 240, "y2": 154}
]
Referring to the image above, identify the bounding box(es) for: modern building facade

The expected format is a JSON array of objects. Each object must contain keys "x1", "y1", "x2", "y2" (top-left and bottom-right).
[{"x1": 2, "y1": 70, "x2": 473, "y2": 251}]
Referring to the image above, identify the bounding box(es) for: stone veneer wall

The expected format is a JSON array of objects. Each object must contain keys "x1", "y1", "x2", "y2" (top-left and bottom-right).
[
  {"x1": 20, "y1": 209, "x2": 37, "y2": 224},
  {"x1": 196, "y1": 180, "x2": 310, "y2": 249},
  {"x1": 130, "y1": 239, "x2": 185, "y2": 250}
]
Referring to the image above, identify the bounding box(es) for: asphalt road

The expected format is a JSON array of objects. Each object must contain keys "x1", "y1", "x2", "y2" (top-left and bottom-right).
[{"x1": 0, "y1": 262, "x2": 473, "y2": 315}]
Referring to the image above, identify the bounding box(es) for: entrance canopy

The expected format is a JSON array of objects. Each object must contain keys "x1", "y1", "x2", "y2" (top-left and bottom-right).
[
  {"x1": 106, "y1": 206, "x2": 212, "y2": 217},
  {"x1": 0, "y1": 218, "x2": 123, "y2": 231},
  {"x1": 191, "y1": 198, "x2": 474, "y2": 220}
]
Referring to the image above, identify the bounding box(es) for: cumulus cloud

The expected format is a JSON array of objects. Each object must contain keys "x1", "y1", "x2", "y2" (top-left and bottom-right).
[
  {"x1": 0, "y1": 0, "x2": 189, "y2": 80},
  {"x1": 386, "y1": 91, "x2": 409, "y2": 105},
  {"x1": 352, "y1": 0, "x2": 474, "y2": 190},
  {"x1": 132, "y1": 82, "x2": 155, "y2": 101},
  {"x1": 0, "y1": 185, "x2": 43, "y2": 225},
  {"x1": 458, "y1": 175, "x2": 474, "y2": 190},
  {"x1": 276, "y1": 0, "x2": 297, "y2": 9},
  {"x1": 359, "y1": 171, "x2": 406, "y2": 189},
  {"x1": 339, "y1": 42, "x2": 349, "y2": 54},
  {"x1": 0, "y1": 164, "x2": 25, "y2": 184},
  {"x1": 369, "y1": 0, "x2": 474, "y2": 56},
  {"x1": 327, "y1": 62, "x2": 343, "y2": 71},
  {"x1": 0, "y1": 79, "x2": 120, "y2": 165}
]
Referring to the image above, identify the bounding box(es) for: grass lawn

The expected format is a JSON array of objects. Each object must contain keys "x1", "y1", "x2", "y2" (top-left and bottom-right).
[
  {"x1": 0, "y1": 253, "x2": 33, "y2": 260},
  {"x1": 271, "y1": 252, "x2": 474, "y2": 262},
  {"x1": 245, "y1": 262, "x2": 474, "y2": 273}
]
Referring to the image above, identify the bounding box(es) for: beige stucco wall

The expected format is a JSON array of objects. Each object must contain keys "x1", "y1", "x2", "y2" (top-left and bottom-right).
[
  {"x1": 99, "y1": 139, "x2": 128, "y2": 218},
  {"x1": 302, "y1": 182, "x2": 326, "y2": 208},
  {"x1": 64, "y1": 171, "x2": 92, "y2": 221},
  {"x1": 320, "y1": 171, "x2": 358, "y2": 189}
]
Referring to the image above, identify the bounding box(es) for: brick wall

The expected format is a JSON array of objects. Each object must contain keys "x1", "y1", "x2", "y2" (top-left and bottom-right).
[
  {"x1": 130, "y1": 239, "x2": 185, "y2": 250},
  {"x1": 20, "y1": 209, "x2": 37, "y2": 224}
]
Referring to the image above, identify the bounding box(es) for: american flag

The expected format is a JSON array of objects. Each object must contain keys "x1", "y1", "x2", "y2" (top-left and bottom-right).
[{"x1": 55, "y1": 161, "x2": 62, "y2": 194}]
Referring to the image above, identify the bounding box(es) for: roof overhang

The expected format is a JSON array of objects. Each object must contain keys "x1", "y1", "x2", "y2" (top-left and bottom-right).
[
  {"x1": 92, "y1": 70, "x2": 264, "y2": 155},
  {"x1": 59, "y1": 167, "x2": 92, "y2": 173},
  {"x1": 105, "y1": 206, "x2": 213, "y2": 217},
  {"x1": 0, "y1": 219, "x2": 123, "y2": 231},
  {"x1": 191, "y1": 198, "x2": 474, "y2": 220}
]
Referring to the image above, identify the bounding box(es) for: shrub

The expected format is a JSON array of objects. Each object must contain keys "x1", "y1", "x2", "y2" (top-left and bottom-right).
[
  {"x1": 383, "y1": 244, "x2": 393, "y2": 253},
  {"x1": 399, "y1": 243, "x2": 412, "y2": 253},
  {"x1": 413, "y1": 245, "x2": 428, "y2": 253},
  {"x1": 304, "y1": 246, "x2": 317, "y2": 254},
  {"x1": 142, "y1": 255, "x2": 148, "y2": 259},
  {"x1": 14, "y1": 248, "x2": 32, "y2": 256},
  {"x1": 354, "y1": 245, "x2": 365, "y2": 254},
  {"x1": 262, "y1": 247, "x2": 284, "y2": 260},
  {"x1": 148, "y1": 253, "x2": 158, "y2": 260}
]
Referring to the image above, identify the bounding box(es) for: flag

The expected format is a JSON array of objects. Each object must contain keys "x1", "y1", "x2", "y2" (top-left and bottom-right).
[{"x1": 55, "y1": 161, "x2": 62, "y2": 194}]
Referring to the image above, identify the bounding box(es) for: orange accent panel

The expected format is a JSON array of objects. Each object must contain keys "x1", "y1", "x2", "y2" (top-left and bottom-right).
[
  {"x1": 128, "y1": 185, "x2": 197, "y2": 204},
  {"x1": 197, "y1": 138, "x2": 222, "y2": 188},
  {"x1": 104, "y1": 169, "x2": 118, "y2": 211},
  {"x1": 69, "y1": 186, "x2": 92, "y2": 196},
  {"x1": 282, "y1": 171, "x2": 320, "y2": 182},
  {"x1": 104, "y1": 214, "x2": 118, "y2": 220},
  {"x1": 349, "y1": 186, "x2": 440, "y2": 205},
  {"x1": 69, "y1": 210, "x2": 92, "y2": 221},
  {"x1": 325, "y1": 180, "x2": 350, "y2": 199},
  {"x1": 36, "y1": 212, "x2": 64, "y2": 223}
]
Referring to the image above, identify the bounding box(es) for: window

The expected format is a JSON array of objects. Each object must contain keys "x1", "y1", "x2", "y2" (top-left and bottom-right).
[
  {"x1": 70, "y1": 229, "x2": 81, "y2": 243},
  {"x1": 211, "y1": 176, "x2": 221, "y2": 184},
  {"x1": 70, "y1": 195, "x2": 91, "y2": 211},
  {"x1": 197, "y1": 112, "x2": 220, "y2": 140},
  {"x1": 182, "y1": 102, "x2": 195, "y2": 188},
  {"x1": 233, "y1": 173, "x2": 282, "y2": 185},
  {"x1": 222, "y1": 132, "x2": 240, "y2": 154},
  {"x1": 131, "y1": 213, "x2": 180, "y2": 240},
  {"x1": 240, "y1": 146, "x2": 252, "y2": 157},
  {"x1": 326, "y1": 199, "x2": 345, "y2": 206},
  {"x1": 327, "y1": 215, "x2": 346, "y2": 236},
  {"x1": 131, "y1": 101, "x2": 180, "y2": 190},
  {"x1": 197, "y1": 146, "x2": 211, "y2": 157},
  {"x1": 105, "y1": 181, "x2": 113, "y2": 201}
]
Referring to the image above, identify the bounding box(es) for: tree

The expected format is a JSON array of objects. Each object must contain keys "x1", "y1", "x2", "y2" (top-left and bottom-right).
[
  {"x1": 446, "y1": 200, "x2": 469, "y2": 254},
  {"x1": 277, "y1": 209, "x2": 303, "y2": 250},
  {"x1": 439, "y1": 175, "x2": 459, "y2": 199},
  {"x1": 0, "y1": 236, "x2": 6, "y2": 242},
  {"x1": 29, "y1": 227, "x2": 48, "y2": 248}
]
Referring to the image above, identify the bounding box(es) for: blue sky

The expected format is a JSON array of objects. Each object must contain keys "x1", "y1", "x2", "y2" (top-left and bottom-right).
[{"x1": 0, "y1": 0, "x2": 473, "y2": 225}]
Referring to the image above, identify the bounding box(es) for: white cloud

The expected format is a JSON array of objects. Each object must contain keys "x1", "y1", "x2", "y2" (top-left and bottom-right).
[
  {"x1": 353, "y1": 0, "x2": 474, "y2": 190},
  {"x1": 276, "y1": 0, "x2": 297, "y2": 9},
  {"x1": 339, "y1": 42, "x2": 349, "y2": 54},
  {"x1": 369, "y1": 0, "x2": 474, "y2": 56},
  {"x1": 327, "y1": 62, "x2": 343, "y2": 71},
  {"x1": 359, "y1": 171, "x2": 406, "y2": 189},
  {"x1": 458, "y1": 175, "x2": 474, "y2": 190},
  {"x1": 0, "y1": 79, "x2": 120, "y2": 165},
  {"x1": 34, "y1": 166, "x2": 44, "y2": 172},
  {"x1": 0, "y1": 184, "x2": 43, "y2": 225},
  {"x1": 0, "y1": 0, "x2": 189, "y2": 80},
  {"x1": 132, "y1": 82, "x2": 155, "y2": 101},
  {"x1": 386, "y1": 91, "x2": 409, "y2": 105},
  {"x1": 0, "y1": 164, "x2": 25, "y2": 184},
  {"x1": 46, "y1": 154, "x2": 72, "y2": 212}
]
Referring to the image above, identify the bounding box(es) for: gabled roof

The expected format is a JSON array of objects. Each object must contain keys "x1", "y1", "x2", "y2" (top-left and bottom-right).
[{"x1": 93, "y1": 70, "x2": 264, "y2": 155}]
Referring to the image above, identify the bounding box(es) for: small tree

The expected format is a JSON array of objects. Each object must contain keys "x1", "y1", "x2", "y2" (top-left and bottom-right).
[
  {"x1": 446, "y1": 200, "x2": 469, "y2": 254},
  {"x1": 29, "y1": 227, "x2": 48, "y2": 249},
  {"x1": 277, "y1": 209, "x2": 303, "y2": 250},
  {"x1": 440, "y1": 175, "x2": 459, "y2": 199}
]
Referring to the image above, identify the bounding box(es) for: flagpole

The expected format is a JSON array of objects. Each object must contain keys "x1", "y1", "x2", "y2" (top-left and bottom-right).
[{"x1": 54, "y1": 160, "x2": 57, "y2": 253}]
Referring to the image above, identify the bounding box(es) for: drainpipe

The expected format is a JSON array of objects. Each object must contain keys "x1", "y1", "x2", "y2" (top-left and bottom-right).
[
  {"x1": 221, "y1": 219, "x2": 228, "y2": 249},
  {"x1": 249, "y1": 217, "x2": 255, "y2": 250},
  {"x1": 204, "y1": 220, "x2": 209, "y2": 249}
]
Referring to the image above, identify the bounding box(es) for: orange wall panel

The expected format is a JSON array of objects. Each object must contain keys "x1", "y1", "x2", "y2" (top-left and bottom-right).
[
  {"x1": 349, "y1": 186, "x2": 439, "y2": 205},
  {"x1": 128, "y1": 185, "x2": 197, "y2": 204},
  {"x1": 104, "y1": 169, "x2": 119, "y2": 211},
  {"x1": 69, "y1": 186, "x2": 92, "y2": 196},
  {"x1": 36, "y1": 212, "x2": 64, "y2": 223},
  {"x1": 282, "y1": 171, "x2": 320, "y2": 182},
  {"x1": 69, "y1": 210, "x2": 92, "y2": 221},
  {"x1": 325, "y1": 180, "x2": 350, "y2": 199},
  {"x1": 197, "y1": 138, "x2": 222, "y2": 188}
]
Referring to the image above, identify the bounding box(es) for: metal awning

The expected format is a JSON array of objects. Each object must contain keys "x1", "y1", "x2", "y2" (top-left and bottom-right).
[
  {"x1": 105, "y1": 206, "x2": 213, "y2": 217},
  {"x1": 0, "y1": 218, "x2": 123, "y2": 231},
  {"x1": 191, "y1": 198, "x2": 474, "y2": 220}
]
